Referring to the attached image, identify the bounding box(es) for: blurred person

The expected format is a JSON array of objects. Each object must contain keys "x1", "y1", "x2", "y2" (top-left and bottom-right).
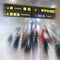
[
  {"x1": 22, "y1": 30, "x2": 31, "y2": 53},
  {"x1": 21, "y1": 30, "x2": 29, "y2": 48},
  {"x1": 40, "y1": 25, "x2": 51, "y2": 54},
  {"x1": 8, "y1": 27, "x2": 21, "y2": 50},
  {"x1": 34, "y1": 29, "x2": 38, "y2": 47},
  {"x1": 29, "y1": 29, "x2": 35, "y2": 53},
  {"x1": 8, "y1": 34, "x2": 13, "y2": 47},
  {"x1": 13, "y1": 27, "x2": 21, "y2": 49}
]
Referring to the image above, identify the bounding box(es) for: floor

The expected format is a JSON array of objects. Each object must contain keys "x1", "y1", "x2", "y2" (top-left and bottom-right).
[{"x1": 0, "y1": 39, "x2": 59, "y2": 60}]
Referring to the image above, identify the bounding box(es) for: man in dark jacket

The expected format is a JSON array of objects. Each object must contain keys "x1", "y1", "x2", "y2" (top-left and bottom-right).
[{"x1": 29, "y1": 30, "x2": 35, "y2": 53}]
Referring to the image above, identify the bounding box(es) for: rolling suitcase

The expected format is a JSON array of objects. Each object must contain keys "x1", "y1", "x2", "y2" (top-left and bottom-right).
[
  {"x1": 21, "y1": 40, "x2": 26, "y2": 48},
  {"x1": 25, "y1": 45, "x2": 31, "y2": 53},
  {"x1": 24, "y1": 40, "x2": 31, "y2": 53}
]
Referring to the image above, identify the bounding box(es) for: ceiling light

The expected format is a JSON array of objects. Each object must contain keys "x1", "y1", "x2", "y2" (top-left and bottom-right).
[
  {"x1": 51, "y1": 5, "x2": 56, "y2": 8},
  {"x1": 10, "y1": 0, "x2": 15, "y2": 2}
]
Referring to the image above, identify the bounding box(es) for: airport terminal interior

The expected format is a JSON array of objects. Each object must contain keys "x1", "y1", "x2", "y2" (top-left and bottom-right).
[{"x1": 0, "y1": 0, "x2": 60, "y2": 60}]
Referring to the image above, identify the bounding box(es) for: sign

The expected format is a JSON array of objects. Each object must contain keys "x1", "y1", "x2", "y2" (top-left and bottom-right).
[{"x1": 3, "y1": 4, "x2": 56, "y2": 19}]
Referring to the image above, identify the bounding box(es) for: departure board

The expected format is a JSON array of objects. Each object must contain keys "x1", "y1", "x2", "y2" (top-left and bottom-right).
[{"x1": 3, "y1": 4, "x2": 56, "y2": 19}]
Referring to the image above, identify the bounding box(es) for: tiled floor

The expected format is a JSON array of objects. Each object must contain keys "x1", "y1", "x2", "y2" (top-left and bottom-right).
[{"x1": 0, "y1": 40, "x2": 59, "y2": 60}]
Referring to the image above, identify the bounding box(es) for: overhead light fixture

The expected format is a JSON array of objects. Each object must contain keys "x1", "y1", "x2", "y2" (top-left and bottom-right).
[
  {"x1": 10, "y1": 0, "x2": 15, "y2": 2},
  {"x1": 51, "y1": 5, "x2": 56, "y2": 8}
]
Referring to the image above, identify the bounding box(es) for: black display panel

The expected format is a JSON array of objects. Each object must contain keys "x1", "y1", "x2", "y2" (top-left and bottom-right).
[{"x1": 3, "y1": 4, "x2": 56, "y2": 19}]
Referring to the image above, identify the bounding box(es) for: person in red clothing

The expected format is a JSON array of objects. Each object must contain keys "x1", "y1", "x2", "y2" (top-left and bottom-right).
[
  {"x1": 39, "y1": 29, "x2": 45, "y2": 44},
  {"x1": 40, "y1": 25, "x2": 51, "y2": 54}
]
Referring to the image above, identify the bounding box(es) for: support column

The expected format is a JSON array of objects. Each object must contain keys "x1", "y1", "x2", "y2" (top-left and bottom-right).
[{"x1": 55, "y1": 1, "x2": 60, "y2": 27}]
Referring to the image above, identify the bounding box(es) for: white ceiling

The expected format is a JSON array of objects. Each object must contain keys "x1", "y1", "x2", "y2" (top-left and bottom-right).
[
  {"x1": 0, "y1": 0, "x2": 57, "y2": 8},
  {"x1": 31, "y1": 0, "x2": 57, "y2": 8}
]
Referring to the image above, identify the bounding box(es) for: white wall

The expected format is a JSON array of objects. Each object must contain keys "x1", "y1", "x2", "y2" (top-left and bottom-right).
[
  {"x1": 0, "y1": 17, "x2": 25, "y2": 41},
  {"x1": 0, "y1": 2, "x2": 25, "y2": 41}
]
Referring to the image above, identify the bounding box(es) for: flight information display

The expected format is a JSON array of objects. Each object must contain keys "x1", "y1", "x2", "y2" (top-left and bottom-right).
[{"x1": 3, "y1": 4, "x2": 56, "y2": 19}]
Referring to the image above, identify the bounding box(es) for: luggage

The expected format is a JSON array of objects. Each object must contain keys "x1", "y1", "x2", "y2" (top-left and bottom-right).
[
  {"x1": 24, "y1": 45, "x2": 31, "y2": 53},
  {"x1": 24, "y1": 40, "x2": 31, "y2": 53},
  {"x1": 21, "y1": 40, "x2": 26, "y2": 48},
  {"x1": 55, "y1": 44, "x2": 60, "y2": 58}
]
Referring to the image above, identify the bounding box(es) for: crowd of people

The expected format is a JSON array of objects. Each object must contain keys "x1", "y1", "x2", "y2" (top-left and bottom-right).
[
  {"x1": 8, "y1": 25, "x2": 52, "y2": 55},
  {"x1": 21, "y1": 29, "x2": 38, "y2": 53}
]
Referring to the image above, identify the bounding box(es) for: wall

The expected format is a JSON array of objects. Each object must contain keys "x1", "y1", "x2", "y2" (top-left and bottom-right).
[{"x1": 0, "y1": 0, "x2": 26, "y2": 42}]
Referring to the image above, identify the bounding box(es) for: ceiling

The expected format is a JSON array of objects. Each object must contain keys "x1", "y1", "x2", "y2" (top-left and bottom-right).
[
  {"x1": 0, "y1": 0, "x2": 57, "y2": 8},
  {"x1": 31, "y1": 0, "x2": 57, "y2": 8}
]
